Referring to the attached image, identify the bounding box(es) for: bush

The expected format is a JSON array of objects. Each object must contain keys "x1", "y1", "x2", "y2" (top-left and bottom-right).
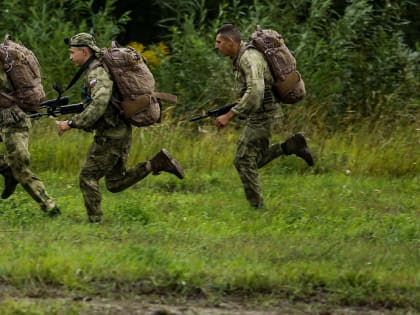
[
  {"x1": 0, "y1": 0, "x2": 129, "y2": 101},
  {"x1": 153, "y1": 0, "x2": 419, "y2": 128}
]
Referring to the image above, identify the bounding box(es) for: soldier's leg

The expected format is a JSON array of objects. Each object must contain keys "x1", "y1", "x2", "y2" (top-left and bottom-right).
[
  {"x1": 253, "y1": 116, "x2": 280, "y2": 169},
  {"x1": 258, "y1": 133, "x2": 314, "y2": 168},
  {"x1": 0, "y1": 156, "x2": 8, "y2": 171},
  {"x1": 105, "y1": 160, "x2": 151, "y2": 193},
  {"x1": 3, "y1": 130, "x2": 56, "y2": 211},
  {"x1": 234, "y1": 125, "x2": 269, "y2": 208},
  {"x1": 79, "y1": 138, "x2": 122, "y2": 222},
  {"x1": 105, "y1": 137, "x2": 184, "y2": 193},
  {"x1": 0, "y1": 153, "x2": 19, "y2": 199},
  {"x1": 257, "y1": 143, "x2": 284, "y2": 168},
  {"x1": 234, "y1": 160, "x2": 262, "y2": 207},
  {"x1": 105, "y1": 135, "x2": 151, "y2": 193}
]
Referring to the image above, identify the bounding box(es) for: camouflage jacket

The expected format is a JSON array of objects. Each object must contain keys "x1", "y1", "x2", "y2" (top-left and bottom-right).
[
  {"x1": 71, "y1": 59, "x2": 130, "y2": 139},
  {"x1": 231, "y1": 42, "x2": 276, "y2": 118},
  {"x1": 0, "y1": 67, "x2": 30, "y2": 131}
]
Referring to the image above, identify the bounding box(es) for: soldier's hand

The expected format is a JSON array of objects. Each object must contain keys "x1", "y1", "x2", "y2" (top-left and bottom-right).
[
  {"x1": 215, "y1": 110, "x2": 235, "y2": 128},
  {"x1": 56, "y1": 120, "x2": 71, "y2": 136}
]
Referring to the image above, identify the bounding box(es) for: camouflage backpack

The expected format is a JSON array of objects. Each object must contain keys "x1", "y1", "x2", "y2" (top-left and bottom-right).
[
  {"x1": 248, "y1": 27, "x2": 305, "y2": 104},
  {"x1": 0, "y1": 35, "x2": 45, "y2": 111},
  {"x1": 99, "y1": 42, "x2": 177, "y2": 127}
]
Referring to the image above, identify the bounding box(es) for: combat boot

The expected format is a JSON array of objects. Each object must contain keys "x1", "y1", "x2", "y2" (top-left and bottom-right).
[
  {"x1": 150, "y1": 149, "x2": 185, "y2": 179},
  {"x1": 1, "y1": 167, "x2": 19, "y2": 199},
  {"x1": 47, "y1": 206, "x2": 61, "y2": 217},
  {"x1": 281, "y1": 133, "x2": 314, "y2": 166},
  {"x1": 88, "y1": 215, "x2": 102, "y2": 223}
]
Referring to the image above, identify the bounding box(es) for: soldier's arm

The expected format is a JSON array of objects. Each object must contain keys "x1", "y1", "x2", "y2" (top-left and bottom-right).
[
  {"x1": 71, "y1": 66, "x2": 113, "y2": 129},
  {"x1": 231, "y1": 50, "x2": 265, "y2": 116}
]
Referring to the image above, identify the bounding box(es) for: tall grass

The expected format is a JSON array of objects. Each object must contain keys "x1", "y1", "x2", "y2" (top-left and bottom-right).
[{"x1": 29, "y1": 112, "x2": 419, "y2": 178}]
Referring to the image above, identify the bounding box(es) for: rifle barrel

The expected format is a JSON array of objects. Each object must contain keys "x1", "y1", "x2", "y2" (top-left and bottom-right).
[
  {"x1": 189, "y1": 114, "x2": 208, "y2": 122},
  {"x1": 189, "y1": 103, "x2": 236, "y2": 122},
  {"x1": 28, "y1": 102, "x2": 84, "y2": 119},
  {"x1": 40, "y1": 96, "x2": 69, "y2": 108},
  {"x1": 28, "y1": 112, "x2": 43, "y2": 119}
]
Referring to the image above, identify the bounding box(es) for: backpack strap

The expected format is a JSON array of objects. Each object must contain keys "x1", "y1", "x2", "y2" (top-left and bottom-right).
[
  {"x1": 62, "y1": 54, "x2": 96, "y2": 93},
  {"x1": 153, "y1": 92, "x2": 177, "y2": 103},
  {"x1": 0, "y1": 91, "x2": 16, "y2": 108},
  {"x1": 233, "y1": 43, "x2": 258, "y2": 76},
  {"x1": 233, "y1": 44, "x2": 248, "y2": 71},
  {"x1": 44, "y1": 55, "x2": 97, "y2": 113}
]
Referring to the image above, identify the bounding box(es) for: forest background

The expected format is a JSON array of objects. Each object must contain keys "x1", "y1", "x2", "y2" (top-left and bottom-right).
[
  {"x1": 0, "y1": 0, "x2": 419, "y2": 314},
  {"x1": 0, "y1": 0, "x2": 418, "y2": 127}
]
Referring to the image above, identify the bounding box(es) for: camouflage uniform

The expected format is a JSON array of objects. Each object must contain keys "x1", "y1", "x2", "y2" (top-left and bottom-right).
[
  {"x1": 0, "y1": 68, "x2": 57, "y2": 212},
  {"x1": 230, "y1": 42, "x2": 314, "y2": 208},
  {"x1": 67, "y1": 58, "x2": 153, "y2": 221},
  {"x1": 65, "y1": 33, "x2": 186, "y2": 222},
  {"x1": 231, "y1": 44, "x2": 286, "y2": 208}
]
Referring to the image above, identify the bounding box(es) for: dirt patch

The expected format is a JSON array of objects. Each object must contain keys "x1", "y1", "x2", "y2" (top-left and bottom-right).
[
  {"x1": 0, "y1": 285, "x2": 410, "y2": 315},
  {"x1": 77, "y1": 297, "x2": 400, "y2": 315}
]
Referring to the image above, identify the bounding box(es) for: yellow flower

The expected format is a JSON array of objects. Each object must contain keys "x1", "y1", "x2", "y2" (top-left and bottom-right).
[
  {"x1": 125, "y1": 41, "x2": 171, "y2": 69},
  {"x1": 127, "y1": 41, "x2": 144, "y2": 53},
  {"x1": 157, "y1": 41, "x2": 170, "y2": 56},
  {"x1": 142, "y1": 50, "x2": 160, "y2": 68}
]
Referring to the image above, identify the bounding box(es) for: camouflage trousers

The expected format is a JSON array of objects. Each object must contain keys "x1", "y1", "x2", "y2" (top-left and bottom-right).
[
  {"x1": 234, "y1": 114, "x2": 285, "y2": 208},
  {"x1": 0, "y1": 127, "x2": 56, "y2": 211},
  {"x1": 80, "y1": 134, "x2": 151, "y2": 219}
]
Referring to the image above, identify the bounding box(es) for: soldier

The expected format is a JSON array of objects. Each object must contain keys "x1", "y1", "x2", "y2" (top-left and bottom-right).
[
  {"x1": 0, "y1": 41, "x2": 60, "y2": 216},
  {"x1": 56, "y1": 33, "x2": 184, "y2": 223},
  {"x1": 214, "y1": 24, "x2": 314, "y2": 208}
]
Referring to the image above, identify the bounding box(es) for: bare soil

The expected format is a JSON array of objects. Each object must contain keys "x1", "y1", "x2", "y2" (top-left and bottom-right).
[
  {"x1": 0, "y1": 285, "x2": 410, "y2": 315},
  {"x1": 73, "y1": 297, "x2": 402, "y2": 315}
]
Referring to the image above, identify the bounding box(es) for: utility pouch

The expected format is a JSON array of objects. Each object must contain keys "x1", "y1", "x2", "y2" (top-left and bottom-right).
[{"x1": 273, "y1": 71, "x2": 305, "y2": 104}]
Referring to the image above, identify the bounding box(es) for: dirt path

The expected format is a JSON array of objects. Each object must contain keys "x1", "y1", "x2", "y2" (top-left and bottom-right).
[
  {"x1": 1, "y1": 296, "x2": 402, "y2": 315},
  {"x1": 80, "y1": 298, "x2": 397, "y2": 315},
  {"x1": 0, "y1": 285, "x2": 408, "y2": 314}
]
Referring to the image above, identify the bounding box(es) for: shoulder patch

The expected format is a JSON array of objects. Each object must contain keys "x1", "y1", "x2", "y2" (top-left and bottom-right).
[{"x1": 89, "y1": 79, "x2": 97, "y2": 88}]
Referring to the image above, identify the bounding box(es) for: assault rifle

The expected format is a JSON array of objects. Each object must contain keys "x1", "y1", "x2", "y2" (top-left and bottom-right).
[
  {"x1": 189, "y1": 103, "x2": 236, "y2": 122},
  {"x1": 28, "y1": 96, "x2": 84, "y2": 119},
  {"x1": 28, "y1": 83, "x2": 84, "y2": 119}
]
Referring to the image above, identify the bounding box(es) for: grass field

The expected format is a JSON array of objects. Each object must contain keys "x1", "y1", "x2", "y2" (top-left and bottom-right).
[{"x1": 0, "y1": 119, "x2": 418, "y2": 314}]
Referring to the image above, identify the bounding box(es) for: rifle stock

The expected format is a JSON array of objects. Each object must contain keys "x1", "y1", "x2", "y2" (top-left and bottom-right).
[{"x1": 189, "y1": 103, "x2": 236, "y2": 122}]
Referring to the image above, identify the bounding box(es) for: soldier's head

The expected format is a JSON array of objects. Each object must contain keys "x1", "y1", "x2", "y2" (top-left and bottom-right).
[
  {"x1": 64, "y1": 33, "x2": 100, "y2": 66},
  {"x1": 215, "y1": 24, "x2": 241, "y2": 57}
]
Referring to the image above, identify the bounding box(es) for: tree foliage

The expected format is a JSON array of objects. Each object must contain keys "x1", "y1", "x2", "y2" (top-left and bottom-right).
[
  {"x1": 152, "y1": 0, "x2": 419, "y2": 127},
  {"x1": 0, "y1": 0, "x2": 418, "y2": 128},
  {"x1": 0, "y1": 0, "x2": 129, "y2": 99}
]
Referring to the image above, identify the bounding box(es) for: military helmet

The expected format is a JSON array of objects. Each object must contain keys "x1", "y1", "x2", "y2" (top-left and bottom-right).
[{"x1": 64, "y1": 33, "x2": 100, "y2": 53}]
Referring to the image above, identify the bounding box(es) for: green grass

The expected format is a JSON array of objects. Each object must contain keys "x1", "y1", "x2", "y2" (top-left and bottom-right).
[{"x1": 0, "y1": 119, "x2": 419, "y2": 313}]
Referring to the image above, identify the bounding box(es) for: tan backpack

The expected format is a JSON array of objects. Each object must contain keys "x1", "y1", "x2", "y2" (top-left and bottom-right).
[
  {"x1": 0, "y1": 35, "x2": 45, "y2": 111},
  {"x1": 248, "y1": 27, "x2": 305, "y2": 104},
  {"x1": 99, "y1": 42, "x2": 176, "y2": 127}
]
